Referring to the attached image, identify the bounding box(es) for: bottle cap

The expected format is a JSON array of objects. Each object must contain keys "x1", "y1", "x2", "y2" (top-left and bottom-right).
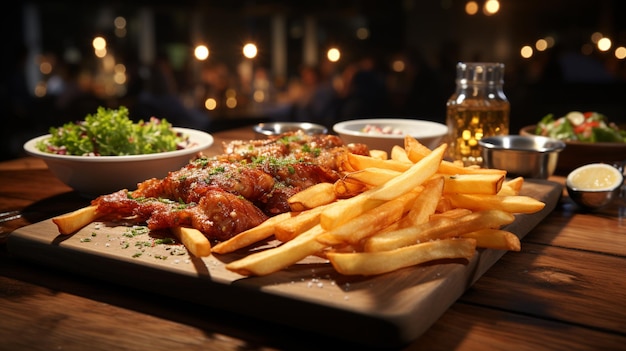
[{"x1": 456, "y1": 62, "x2": 504, "y2": 86}]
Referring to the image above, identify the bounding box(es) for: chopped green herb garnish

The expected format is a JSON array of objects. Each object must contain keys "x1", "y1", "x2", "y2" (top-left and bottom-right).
[
  {"x1": 155, "y1": 238, "x2": 176, "y2": 245},
  {"x1": 209, "y1": 166, "x2": 226, "y2": 175},
  {"x1": 135, "y1": 241, "x2": 152, "y2": 248},
  {"x1": 122, "y1": 226, "x2": 150, "y2": 237}
]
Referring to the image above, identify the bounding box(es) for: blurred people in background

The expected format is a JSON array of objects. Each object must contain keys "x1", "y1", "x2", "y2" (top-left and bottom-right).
[
  {"x1": 396, "y1": 49, "x2": 448, "y2": 123},
  {"x1": 2, "y1": 44, "x2": 36, "y2": 160},
  {"x1": 335, "y1": 56, "x2": 391, "y2": 122},
  {"x1": 6, "y1": 44, "x2": 35, "y2": 121},
  {"x1": 48, "y1": 60, "x2": 104, "y2": 124},
  {"x1": 134, "y1": 52, "x2": 211, "y2": 130},
  {"x1": 290, "y1": 64, "x2": 339, "y2": 128}
]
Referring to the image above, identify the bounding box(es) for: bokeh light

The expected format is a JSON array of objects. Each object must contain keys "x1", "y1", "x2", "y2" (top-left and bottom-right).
[
  {"x1": 597, "y1": 37, "x2": 612, "y2": 52},
  {"x1": 465, "y1": 1, "x2": 478, "y2": 15},
  {"x1": 204, "y1": 98, "x2": 217, "y2": 110},
  {"x1": 520, "y1": 45, "x2": 533, "y2": 58},
  {"x1": 356, "y1": 27, "x2": 369, "y2": 40},
  {"x1": 327, "y1": 47, "x2": 340, "y2": 62},
  {"x1": 535, "y1": 39, "x2": 548, "y2": 52},
  {"x1": 92, "y1": 36, "x2": 106, "y2": 51},
  {"x1": 391, "y1": 59, "x2": 405, "y2": 73},
  {"x1": 194, "y1": 45, "x2": 210, "y2": 60},
  {"x1": 483, "y1": 0, "x2": 500, "y2": 15},
  {"x1": 243, "y1": 43, "x2": 257, "y2": 59}
]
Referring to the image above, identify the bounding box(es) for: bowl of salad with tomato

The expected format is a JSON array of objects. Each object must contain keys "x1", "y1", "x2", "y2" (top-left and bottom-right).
[{"x1": 520, "y1": 111, "x2": 626, "y2": 174}]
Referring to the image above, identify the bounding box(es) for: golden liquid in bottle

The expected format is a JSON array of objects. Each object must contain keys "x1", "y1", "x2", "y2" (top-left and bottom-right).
[{"x1": 446, "y1": 102, "x2": 510, "y2": 166}]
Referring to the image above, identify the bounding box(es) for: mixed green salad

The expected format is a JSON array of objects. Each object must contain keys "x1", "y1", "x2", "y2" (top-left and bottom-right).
[
  {"x1": 535, "y1": 111, "x2": 625, "y2": 143},
  {"x1": 37, "y1": 106, "x2": 189, "y2": 156}
]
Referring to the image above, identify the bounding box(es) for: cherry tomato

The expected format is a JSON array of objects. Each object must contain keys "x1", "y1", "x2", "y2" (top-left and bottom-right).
[{"x1": 574, "y1": 121, "x2": 600, "y2": 134}]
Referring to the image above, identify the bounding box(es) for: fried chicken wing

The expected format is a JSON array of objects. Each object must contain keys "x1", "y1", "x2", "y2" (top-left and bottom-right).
[{"x1": 92, "y1": 131, "x2": 369, "y2": 241}]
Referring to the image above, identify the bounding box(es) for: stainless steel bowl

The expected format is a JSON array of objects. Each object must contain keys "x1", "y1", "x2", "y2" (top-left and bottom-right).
[
  {"x1": 479, "y1": 135, "x2": 566, "y2": 179},
  {"x1": 253, "y1": 122, "x2": 328, "y2": 138},
  {"x1": 565, "y1": 163, "x2": 624, "y2": 211},
  {"x1": 566, "y1": 185, "x2": 622, "y2": 210}
]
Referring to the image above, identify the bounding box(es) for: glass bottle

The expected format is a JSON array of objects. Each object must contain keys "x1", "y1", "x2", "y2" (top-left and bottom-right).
[{"x1": 446, "y1": 62, "x2": 510, "y2": 166}]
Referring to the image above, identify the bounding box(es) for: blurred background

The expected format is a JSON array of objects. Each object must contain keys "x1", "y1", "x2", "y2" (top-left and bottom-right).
[{"x1": 3, "y1": 0, "x2": 626, "y2": 160}]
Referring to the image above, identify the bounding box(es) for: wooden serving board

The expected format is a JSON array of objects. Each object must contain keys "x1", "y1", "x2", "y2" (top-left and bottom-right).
[{"x1": 6, "y1": 179, "x2": 562, "y2": 348}]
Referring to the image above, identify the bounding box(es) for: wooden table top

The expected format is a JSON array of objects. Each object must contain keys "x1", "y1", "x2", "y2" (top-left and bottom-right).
[{"x1": 1, "y1": 126, "x2": 625, "y2": 351}]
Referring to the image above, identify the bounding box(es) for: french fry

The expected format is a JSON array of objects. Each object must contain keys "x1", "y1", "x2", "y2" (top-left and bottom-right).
[
  {"x1": 317, "y1": 189, "x2": 420, "y2": 246},
  {"x1": 333, "y1": 178, "x2": 369, "y2": 198},
  {"x1": 429, "y1": 208, "x2": 472, "y2": 220},
  {"x1": 445, "y1": 193, "x2": 545, "y2": 213},
  {"x1": 171, "y1": 226, "x2": 211, "y2": 257},
  {"x1": 461, "y1": 228, "x2": 521, "y2": 251},
  {"x1": 327, "y1": 238, "x2": 476, "y2": 276},
  {"x1": 211, "y1": 212, "x2": 293, "y2": 254},
  {"x1": 288, "y1": 182, "x2": 336, "y2": 211},
  {"x1": 347, "y1": 153, "x2": 412, "y2": 172},
  {"x1": 398, "y1": 176, "x2": 443, "y2": 228},
  {"x1": 435, "y1": 196, "x2": 454, "y2": 213},
  {"x1": 498, "y1": 176, "x2": 525, "y2": 196},
  {"x1": 52, "y1": 205, "x2": 101, "y2": 235},
  {"x1": 363, "y1": 209, "x2": 515, "y2": 252},
  {"x1": 390, "y1": 145, "x2": 411, "y2": 163},
  {"x1": 338, "y1": 154, "x2": 358, "y2": 173},
  {"x1": 438, "y1": 161, "x2": 508, "y2": 176},
  {"x1": 368, "y1": 143, "x2": 446, "y2": 201},
  {"x1": 404, "y1": 135, "x2": 433, "y2": 162},
  {"x1": 442, "y1": 173, "x2": 505, "y2": 195},
  {"x1": 225, "y1": 224, "x2": 328, "y2": 276},
  {"x1": 320, "y1": 144, "x2": 445, "y2": 230},
  {"x1": 405, "y1": 136, "x2": 507, "y2": 176},
  {"x1": 344, "y1": 167, "x2": 400, "y2": 187},
  {"x1": 274, "y1": 205, "x2": 328, "y2": 242},
  {"x1": 369, "y1": 149, "x2": 388, "y2": 160},
  {"x1": 319, "y1": 191, "x2": 386, "y2": 230}
]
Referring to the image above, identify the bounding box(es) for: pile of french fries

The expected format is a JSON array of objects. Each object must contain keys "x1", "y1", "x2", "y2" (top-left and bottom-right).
[
  {"x1": 52, "y1": 136, "x2": 545, "y2": 277},
  {"x1": 212, "y1": 136, "x2": 544, "y2": 276}
]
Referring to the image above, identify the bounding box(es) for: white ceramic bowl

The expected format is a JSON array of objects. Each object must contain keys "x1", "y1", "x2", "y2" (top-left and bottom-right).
[
  {"x1": 24, "y1": 128, "x2": 214, "y2": 197},
  {"x1": 333, "y1": 118, "x2": 448, "y2": 154}
]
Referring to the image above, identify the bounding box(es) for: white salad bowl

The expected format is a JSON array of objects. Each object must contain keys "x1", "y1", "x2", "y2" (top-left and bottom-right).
[
  {"x1": 333, "y1": 118, "x2": 448, "y2": 154},
  {"x1": 24, "y1": 128, "x2": 214, "y2": 197}
]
